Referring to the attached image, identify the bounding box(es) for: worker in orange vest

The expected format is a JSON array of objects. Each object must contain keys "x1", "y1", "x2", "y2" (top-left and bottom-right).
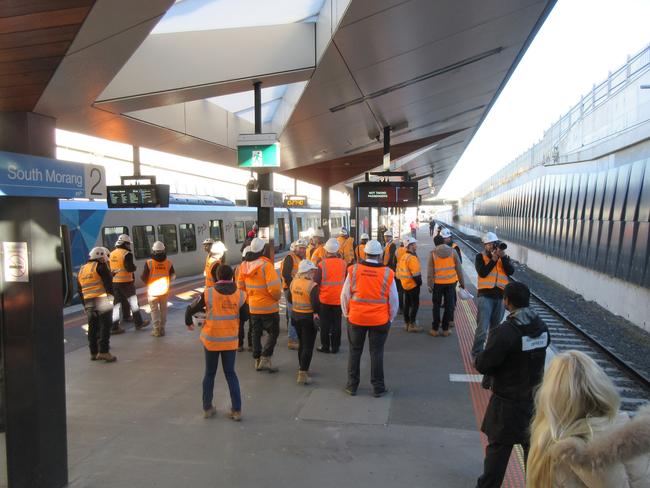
[
  {"x1": 109, "y1": 234, "x2": 149, "y2": 333},
  {"x1": 315, "y1": 238, "x2": 346, "y2": 353},
  {"x1": 470, "y1": 232, "x2": 514, "y2": 358},
  {"x1": 290, "y1": 260, "x2": 321, "y2": 385},
  {"x1": 355, "y1": 233, "x2": 369, "y2": 262},
  {"x1": 397, "y1": 237, "x2": 423, "y2": 333},
  {"x1": 185, "y1": 264, "x2": 246, "y2": 421},
  {"x1": 336, "y1": 228, "x2": 355, "y2": 265},
  {"x1": 78, "y1": 247, "x2": 116, "y2": 362},
  {"x1": 427, "y1": 236, "x2": 466, "y2": 336},
  {"x1": 341, "y1": 239, "x2": 398, "y2": 397},
  {"x1": 310, "y1": 229, "x2": 326, "y2": 265},
  {"x1": 281, "y1": 239, "x2": 307, "y2": 350},
  {"x1": 141, "y1": 241, "x2": 175, "y2": 337},
  {"x1": 205, "y1": 241, "x2": 226, "y2": 288},
  {"x1": 237, "y1": 237, "x2": 283, "y2": 372},
  {"x1": 235, "y1": 246, "x2": 253, "y2": 352}
]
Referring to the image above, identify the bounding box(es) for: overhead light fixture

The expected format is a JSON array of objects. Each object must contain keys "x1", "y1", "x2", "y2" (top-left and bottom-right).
[
  {"x1": 330, "y1": 47, "x2": 504, "y2": 112},
  {"x1": 427, "y1": 176, "x2": 433, "y2": 187}
]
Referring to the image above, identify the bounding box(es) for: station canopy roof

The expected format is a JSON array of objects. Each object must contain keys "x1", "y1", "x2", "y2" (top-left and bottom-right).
[{"x1": 17, "y1": 0, "x2": 557, "y2": 197}]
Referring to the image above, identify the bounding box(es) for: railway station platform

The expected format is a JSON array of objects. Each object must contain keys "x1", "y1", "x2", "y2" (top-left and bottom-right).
[{"x1": 61, "y1": 227, "x2": 525, "y2": 487}]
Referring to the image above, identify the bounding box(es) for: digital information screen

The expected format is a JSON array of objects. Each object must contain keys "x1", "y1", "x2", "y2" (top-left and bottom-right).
[
  {"x1": 284, "y1": 195, "x2": 307, "y2": 207},
  {"x1": 106, "y1": 184, "x2": 170, "y2": 208},
  {"x1": 354, "y1": 181, "x2": 419, "y2": 207}
]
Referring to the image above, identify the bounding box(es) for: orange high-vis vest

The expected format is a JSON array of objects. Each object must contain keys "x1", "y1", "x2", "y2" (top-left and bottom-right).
[
  {"x1": 79, "y1": 261, "x2": 107, "y2": 299},
  {"x1": 290, "y1": 276, "x2": 316, "y2": 314},
  {"x1": 396, "y1": 247, "x2": 407, "y2": 262},
  {"x1": 355, "y1": 243, "x2": 366, "y2": 261},
  {"x1": 396, "y1": 253, "x2": 421, "y2": 290},
  {"x1": 281, "y1": 252, "x2": 301, "y2": 289},
  {"x1": 306, "y1": 244, "x2": 314, "y2": 260},
  {"x1": 110, "y1": 248, "x2": 133, "y2": 283},
  {"x1": 310, "y1": 245, "x2": 326, "y2": 265},
  {"x1": 433, "y1": 253, "x2": 458, "y2": 284},
  {"x1": 147, "y1": 258, "x2": 172, "y2": 297},
  {"x1": 337, "y1": 236, "x2": 354, "y2": 264},
  {"x1": 204, "y1": 255, "x2": 220, "y2": 288},
  {"x1": 319, "y1": 257, "x2": 346, "y2": 305},
  {"x1": 347, "y1": 263, "x2": 394, "y2": 326},
  {"x1": 201, "y1": 287, "x2": 246, "y2": 351},
  {"x1": 383, "y1": 241, "x2": 396, "y2": 266},
  {"x1": 239, "y1": 257, "x2": 282, "y2": 314},
  {"x1": 478, "y1": 254, "x2": 509, "y2": 290}
]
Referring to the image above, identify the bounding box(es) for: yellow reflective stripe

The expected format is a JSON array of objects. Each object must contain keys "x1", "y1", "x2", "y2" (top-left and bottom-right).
[
  {"x1": 380, "y1": 267, "x2": 390, "y2": 297},
  {"x1": 351, "y1": 296, "x2": 388, "y2": 304},
  {"x1": 200, "y1": 332, "x2": 238, "y2": 342}
]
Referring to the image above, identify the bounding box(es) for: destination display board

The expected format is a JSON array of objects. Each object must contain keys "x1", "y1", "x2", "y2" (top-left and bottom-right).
[
  {"x1": 107, "y1": 184, "x2": 170, "y2": 208},
  {"x1": 354, "y1": 181, "x2": 419, "y2": 207},
  {"x1": 284, "y1": 195, "x2": 308, "y2": 207}
]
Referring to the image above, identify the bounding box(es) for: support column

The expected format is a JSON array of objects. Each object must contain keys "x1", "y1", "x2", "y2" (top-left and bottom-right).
[
  {"x1": 349, "y1": 188, "x2": 357, "y2": 242},
  {"x1": 0, "y1": 112, "x2": 56, "y2": 158},
  {"x1": 321, "y1": 185, "x2": 330, "y2": 239},
  {"x1": 133, "y1": 146, "x2": 141, "y2": 177}
]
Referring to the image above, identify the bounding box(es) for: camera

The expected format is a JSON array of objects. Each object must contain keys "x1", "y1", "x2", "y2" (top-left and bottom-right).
[{"x1": 496, "y1": 241, "x2": 507, "y2": 251}]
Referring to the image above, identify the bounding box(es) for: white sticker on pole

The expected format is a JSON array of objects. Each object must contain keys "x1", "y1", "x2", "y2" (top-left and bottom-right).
[
  {"x1": 260, "y1": 190, "x2": 274, "y2": 208},
  {"x1": 2, "y1": 242, "x2": 29, "y2": 283},
  {"x1": 258, "y1": 227, "x2": 270, "y2": 242}
]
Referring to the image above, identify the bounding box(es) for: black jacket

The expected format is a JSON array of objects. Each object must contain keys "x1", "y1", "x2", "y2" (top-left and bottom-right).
[
  {"x1": 281, "y1": 254, "x2": 296, "y2": 289},
  {"x1": 475, "y1": 307, "x2": 550, "y2": 443},
  {"x1": 184, "y1": 281, "x2": 248, "y2": 325},
  {"x1": 140, "y1": 253, "x2": 176, "y2": 283},
  {"x1": 115, "y1": 243, "x2": 137, "y2": 272},
  {"x1": 474, "y1": 252, "x2": 515, "y2": 298},
  {"x1": 77, "y1": 259, "x2": 113, "y2": 303}
]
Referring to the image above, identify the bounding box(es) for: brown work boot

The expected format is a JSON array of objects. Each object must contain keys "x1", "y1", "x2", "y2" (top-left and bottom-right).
[
  {"x1": 203, "y1": 406, "x2": 216, "y2": 419},
  {"x1": 255, "y1": 358, "x2": 263, "y2": 370},
  {"x1": 407, "y1": 323, "x2": 423, "y2": 333},
  {"x1": 287, "y1": 339, "x2": 299, "y2": 350},
  {"x1": 404, "y1": 322, "x2": 411, "y2": 331},
  {"x1": 428, "y1": 329, "x2": 439, "y2": 337},
  {"x1": 95, "y1": 352, "x2": 117, "y2": 363},
  {"x1": 258, "y1": 356, "x2": 278, "y2": 373},
  {"x1": 151, "y1": 329, "x2": 162, "y2": 337},
  {"x1": 296, "y1": 370, "x2": 312, "y2": 385},
  {"x1": 442, "y1": 330, "x2": 452, "y2": 337},
  {"x1": 229, "y1": 410, "x2": 242, "y2": 422}
]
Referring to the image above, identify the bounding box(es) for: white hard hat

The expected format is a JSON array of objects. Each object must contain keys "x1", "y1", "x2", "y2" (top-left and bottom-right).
[
  {"x1": 250, "y1": 237, "x2": 266, "y2": 253},
  {"x1": 404, "y1": 237, "x2": 417, "y2": 247},
  {"x1": 384, "y1": 229, "x2": 393, "y2": 237},
  {"x1": 152, "y1": 241, "x2": 165, "y2": 252},
  {"x1": 339, "y1": 227, "x2": 349, "y2": 236},
  {"x1": 242, "y1": 245, "x2": 251, "y2": 257},
  {"x1": 364, "y1": 240, "x2": 383, "y2": 256},
  {"x1": 89, "y1": 247, "x2": 108, "y2": 260},
  {"x1": 210, "y1": 241, "x2": 227, "y2": 255},
  {"x1": 482, "y1": 231, "x2": 499, "y2": 244},
  {"x1": 360, "y1": 233, "x2": 370, "y2": 240},
  {"x1": 100, "y1": 247, "x2": 110, "y2": 256},
  {"x1": 289, "y1": 241, "x2": 297, "y2": 252},
  {"x1": 313, "y1": 229, "x2": 324, "y2": 238},
  {"x1": 116, "y1": 234, "x2": 131, "y2": 245},
  {"x1": 298, "y1": 260, "x2": 317, "y2": 274},
  {"x1": 295, "y1": 239, "x2": 308, "y2": 248},
  {"x1": 440, "y1": 228, "x2": 452, "y2": 239},
  {"x1": 203, "y1": 237, "x2": 214, "y2": 245},
  {"x1": 324, "y1": 238, "x2": 339, "y2": 254}
]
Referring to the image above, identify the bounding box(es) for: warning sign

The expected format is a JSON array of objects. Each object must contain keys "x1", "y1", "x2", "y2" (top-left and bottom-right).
[{"x1": 2, "y1": 242, "x2": 29, "y2": 283}]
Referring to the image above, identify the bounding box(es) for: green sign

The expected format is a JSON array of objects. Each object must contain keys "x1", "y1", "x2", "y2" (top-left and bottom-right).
[{"x1": 237, "y1": 143, "x2": 280, "y2": 168}]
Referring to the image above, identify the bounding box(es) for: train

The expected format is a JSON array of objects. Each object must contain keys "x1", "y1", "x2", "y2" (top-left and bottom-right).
[{"x1": 60, "y1": 197, "x2": 349, "y2": 301}]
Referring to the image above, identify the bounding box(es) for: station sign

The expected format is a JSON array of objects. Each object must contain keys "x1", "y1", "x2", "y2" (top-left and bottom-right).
[
  {"x1": 0, "y1": 150, "x2": 106, "y2": 199},
  {"x1": 354, "y1": 181, "x2": 419, "y2": 207},
  {"x1": 237, "y1": 133, "x2": 281, "y2": 168},
  {"x1": 106, "y1": 184, "x2": 170, "y2": 208},
  {"x1": 284, "y1": 195, "x2": 307, "y2": 207}
]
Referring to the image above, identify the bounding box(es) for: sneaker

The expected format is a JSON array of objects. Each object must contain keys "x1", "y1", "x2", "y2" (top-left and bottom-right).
[
  {"x1": 287, "y1": 339, "x2": 299, "y2": 350},
  {"x1": 373, "y1": 388, "x2": 390, "y2": 398},
  {"x1": 344, "y1": 386, "x2": 357, "y2": 396},
  {"x1": 110, "y1": 326, "x2": 125, "y2": 335},
  {"x1": 229, "y1": 410, "x2": 242, "y2": 422},
  {"x1": 428, "y1": 329, "x2": 439, "y2": 337},
  {"x1": 95, "y1": 352, "x2": 117, "y2": 363},
  {"x1": 135, "y1": 319, "x2": 150, "y2": 330},
  {"x1": 203, "y1": 406, "x2": 217, "y2": 419}
]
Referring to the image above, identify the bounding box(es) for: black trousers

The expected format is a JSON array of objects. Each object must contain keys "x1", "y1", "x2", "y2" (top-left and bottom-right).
[
  {"x1": 476, "y1": 441, "x2": 529, "y2": 488},
  {"x1": 395, "y1": 278, "x2": 404, "y2": 311},
  {"x1": 319, "y1": 303, "x2": 342, "y2": 352},
  {"x1": 238, "y1": 303, "x2": 252, "y2": 348},
  {"x1": 251, "y1": 312, "x2": 280, "y2": 359},
  {"x1": 432, "y1": 283, "x2": 456, "y2": 331},
  {"x1": 112, "y1": 281, "x2": 144, "y2": 327},
  {"x1": 403, "y1": 286, "x2": 420, "y2": 323},
  {"x1": 85, "y1": 297, "x2": 112, "y2": 355},
  {"x1": 294, "y1": 318, "x2": 317, "y2": 371},
  {"x1": 347, "y1": 323, "x2": 389, "y2": 393}
]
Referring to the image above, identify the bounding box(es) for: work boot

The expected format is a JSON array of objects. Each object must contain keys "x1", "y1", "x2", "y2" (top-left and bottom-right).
[
  {"x1": 287, "y1": 339, "x2": 299, "y2": 350},
  {"x1": 255, "y1": 358, "x2": 262, "y2": 370},
  {"x1": 407, "y1": 323, "x2": 423, "y2": 333},
  {"x1": 442, "y1": 330, "x2": 452, "y2": 337},
  {"x1": 95, "y1": 352, "x2": 117, "y2": 363},
  {"x1": 90, "y1": 354, "x2": 98, "y2": 361},
  {"x1": 151, "y1": 329, "x2": 162, "y2": 337},
  {"x1": 404, "y1": 322, "x2": 411, "y2": 331},
  {"x1": 203, "y1": 406, "x2": 216, "y2": 419},
  {"x1": 110, "y1": 326, "x2": 125, "y2": 335},
  {"x1": 297, "y1": 370, "x2": 312, "y2": 385},
  {"x1": 257, "y1": 356, "x2": 278, "y2": 373},
  {"x1": 135, "y1": 319, "x2": 150, "y2": 330},
  {"x1": 229, "y1": 410, "x2": 242, "y2": 422},
  {"x1": 428, "y1": 329, "x2": 439, "y2": 337}
]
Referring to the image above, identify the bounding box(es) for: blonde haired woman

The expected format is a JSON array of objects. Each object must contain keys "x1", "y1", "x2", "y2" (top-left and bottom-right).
[{"x1": 528, "y1": 350, "x2": 650, "y2": 487}]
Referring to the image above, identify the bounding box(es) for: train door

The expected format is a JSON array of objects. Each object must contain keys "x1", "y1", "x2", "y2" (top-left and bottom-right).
[
  {"x1": 296, "y1": 217, "x2": 303, "y2": 236},
  {"x1": 277, "y1": 218, "x2": 286, "y2": 250},
  {"x1": 209, "y1": 219, "x2": 224, "y2": 241}
]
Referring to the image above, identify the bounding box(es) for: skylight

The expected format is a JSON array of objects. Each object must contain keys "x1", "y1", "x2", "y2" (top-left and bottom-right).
[
  {"x1": 153, "y1": 0, "x2": 327, "y2": 34},
  {"x1": 207, "y1": 84, "x2": 291, "y2": 124}
]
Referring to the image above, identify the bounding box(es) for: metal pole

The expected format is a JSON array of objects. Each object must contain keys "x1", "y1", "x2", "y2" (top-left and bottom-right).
[
  {"x1": 133, "y1": 146, "x2": 141, "y2": 177},
  {"x1": 382, "y1": 126, "x2": 390, "y2": 170},
  {"x1": 254, "y1": 81, "x2": 262, "y2": 134}
]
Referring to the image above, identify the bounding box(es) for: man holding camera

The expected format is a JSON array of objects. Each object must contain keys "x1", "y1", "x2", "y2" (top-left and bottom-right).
[{"x1": 470, "y1": 232, "x2": 515, "y2": 359}]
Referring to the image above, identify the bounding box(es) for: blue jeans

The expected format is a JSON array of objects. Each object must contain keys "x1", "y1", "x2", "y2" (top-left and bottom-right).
[
  {"x1": 202, "y1": 348, "x2": 241, "y2": 412},
  {"x1": 471, "y1": 296, "x2": 505, "y2": 359},
  {"x1": 285, "y1": 290, "x2": 298, "y2": 340}
]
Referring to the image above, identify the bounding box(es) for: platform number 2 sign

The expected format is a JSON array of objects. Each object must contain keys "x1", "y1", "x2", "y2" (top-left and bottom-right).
[{"x1": 84, "y1": 165, "x2": 106, "y2": 199}]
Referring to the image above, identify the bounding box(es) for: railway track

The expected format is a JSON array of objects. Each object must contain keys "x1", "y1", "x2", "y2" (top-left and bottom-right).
[{"x1": 447, "y1": 228, "x2": 650, "y2": 412}]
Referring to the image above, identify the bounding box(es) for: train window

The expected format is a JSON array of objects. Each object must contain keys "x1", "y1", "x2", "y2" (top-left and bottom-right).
[
  {"x1": 132, "y1": 225, "x2": 156, "y2": 259},
  {"x1": 245, "y1": 221, "x2": 256, "y2": 234},
  {"x1": 179, "y1": 223, "x2": 196, "y2": 253},
  {"x1": 102, "y1": 226, "x2": 128, "y2": 249},
  {"x1": 157, "y1": 224, "x2": 178, "y2": 254},
  {"x1": 234, "y1": 221, "x2": 245, "y2": 243},
  {"x1": 209, "y1": 220, "x2": 224, "y2": 241}
]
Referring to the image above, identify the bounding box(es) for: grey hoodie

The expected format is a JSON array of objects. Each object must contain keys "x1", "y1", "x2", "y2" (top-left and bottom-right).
[{"x1": 427, "y1": 244, "x2": 465, "y2": 288}]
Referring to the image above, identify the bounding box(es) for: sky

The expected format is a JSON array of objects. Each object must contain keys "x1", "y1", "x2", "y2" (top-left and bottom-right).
[{"x1": 438, "y1": 0, "x2": 650, "y2": 199}]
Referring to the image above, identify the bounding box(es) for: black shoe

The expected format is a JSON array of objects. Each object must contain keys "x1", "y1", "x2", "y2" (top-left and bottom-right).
[
  {"x1": 373, "y1": 388, "x2": 390, "y2": 398},
  {"x1": 344, "y1": 386, "x2": 357, "y2": 396},
  {"x1": 110, "y1": 326, "x2": 125, "y2": 335},
  {"x1": 317, "y1": 347, "x2": 330, "y2": 353},
  {"x1": 135, "y1": 319, "x2": 150, "y2": 330}
]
